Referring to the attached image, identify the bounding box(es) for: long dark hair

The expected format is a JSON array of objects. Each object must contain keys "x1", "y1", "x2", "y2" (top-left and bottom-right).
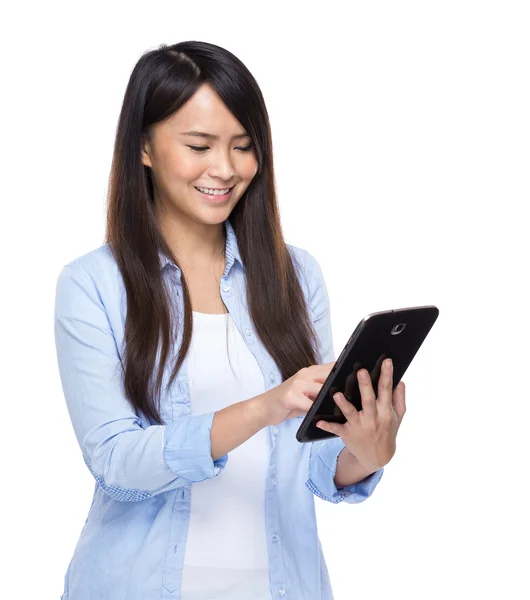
[{"x1": 105, "y1": 41, "x2": 320, "y2": 424}]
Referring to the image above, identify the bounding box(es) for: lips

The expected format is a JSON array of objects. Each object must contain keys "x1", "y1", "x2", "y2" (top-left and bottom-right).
[{"x1": 194, "y1": 186, "x2": 234, "y2": 202}]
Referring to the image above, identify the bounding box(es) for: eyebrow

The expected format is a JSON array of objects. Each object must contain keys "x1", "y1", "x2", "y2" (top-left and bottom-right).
[{"x1": 180, "y1": 131, "x2": 251, "y2": 140}]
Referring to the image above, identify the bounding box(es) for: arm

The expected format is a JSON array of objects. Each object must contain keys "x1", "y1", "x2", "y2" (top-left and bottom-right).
[
  {"x1": 300, "y1": 250, "x2": 384, "y2": 504},
  {"x1": 334, "y1": 447, "x2": 376, "y2": 487},
  {"x1": 55, "y1": 263, "x2": 267, "y2": 502},
  {"x1": 210, "y1": 395, "x2": 269, "y2": 461}
]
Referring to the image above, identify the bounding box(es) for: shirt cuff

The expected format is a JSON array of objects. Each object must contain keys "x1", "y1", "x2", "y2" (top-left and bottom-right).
[
  {"x1": 163, "y1": 411, "x2": 228, "y2": 482},
  {"x1": 305, "y1": 436, "x2": 384, "y2": 504}
]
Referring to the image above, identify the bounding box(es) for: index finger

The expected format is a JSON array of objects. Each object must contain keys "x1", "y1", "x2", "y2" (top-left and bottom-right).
[
  {"x1": 312, "y1": 361, "x2": 335, "y2": 371},
  {"x1": 311, "y1": 362, "x2": 336, "y2": 382}
]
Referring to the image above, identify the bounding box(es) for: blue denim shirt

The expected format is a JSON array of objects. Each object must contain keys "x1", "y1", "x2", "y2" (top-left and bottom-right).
[{"x1": 54, "y1": 218, "x2": 383, "y2": 600}]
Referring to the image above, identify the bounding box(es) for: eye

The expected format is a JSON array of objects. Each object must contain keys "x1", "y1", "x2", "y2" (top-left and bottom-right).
[{"x1": 187, "y1": 143, "x2": 254, "y2": 153}]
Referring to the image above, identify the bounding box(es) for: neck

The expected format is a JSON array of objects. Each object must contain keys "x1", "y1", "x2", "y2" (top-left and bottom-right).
[{"x1": 158, "y1": 214, "x2": 226, "y2": 270}]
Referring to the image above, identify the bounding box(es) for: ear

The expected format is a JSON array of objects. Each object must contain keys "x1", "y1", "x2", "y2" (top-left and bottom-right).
[{"x1": 141, "y1": 136, "x2": 153, "y2": 168}]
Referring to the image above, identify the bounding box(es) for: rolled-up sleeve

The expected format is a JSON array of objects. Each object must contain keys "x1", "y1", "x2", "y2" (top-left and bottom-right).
[
  {"x1": 54, "y1": 263, "x2": 228, "y2": 502},
  {"x1": 300, "y1": 249, "x2": 384, "y2": 504},
  {"x1": 306, "y1": 437, "x2": 384, "y2": 504}
]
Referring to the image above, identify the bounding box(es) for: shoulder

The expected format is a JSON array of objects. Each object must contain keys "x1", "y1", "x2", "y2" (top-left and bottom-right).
[
  {"x1": 59, "y1": 243, "x2": 118, "y2": 279},
  {"x1": 54, "y1": 244, "x2": 122, "y2": 307},
  {"x1": 286, "y1": 243, "x2": 327, "y2": 309},
  {"x1": 56, "y1": 243, "x2": 121, "y2": 285},
  {"x1": 287, "y1": 243, "x2": 325, "y2": 283},
  {"x1": 287, "y1": 240, "x2": 318, "y2": 266}
]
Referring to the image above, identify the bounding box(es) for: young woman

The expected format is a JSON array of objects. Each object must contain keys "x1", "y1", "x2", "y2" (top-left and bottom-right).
[{"x1": 54, "y1": 40, "x2": 406, "y2": 600}]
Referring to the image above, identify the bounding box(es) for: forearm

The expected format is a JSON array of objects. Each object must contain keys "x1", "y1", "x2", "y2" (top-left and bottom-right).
[
  {"x1": 334, "y1": 447, "x2": 376, "y2": 489},
  {"x1": 210, "y1": 394, "x2": 269, "y2": 461}
]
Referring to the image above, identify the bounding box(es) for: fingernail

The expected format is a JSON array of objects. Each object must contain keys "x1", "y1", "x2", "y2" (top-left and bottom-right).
[
  {"x1": 333, "y1": 393, "x2": 341, "y2": 402},
  {"x1": 385, "y1": 359, "x2": 392, "y2": 368}
]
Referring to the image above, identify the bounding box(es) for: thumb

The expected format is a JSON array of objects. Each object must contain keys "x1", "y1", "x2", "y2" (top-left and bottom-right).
[{"x1": 316, "y1": 420, "x2": 342, "y2": 436}]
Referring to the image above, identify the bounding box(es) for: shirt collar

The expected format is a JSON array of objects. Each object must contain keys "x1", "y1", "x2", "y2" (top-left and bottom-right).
[{"x1": 158, "y1": 218, "x2": 243, "y2": 275}]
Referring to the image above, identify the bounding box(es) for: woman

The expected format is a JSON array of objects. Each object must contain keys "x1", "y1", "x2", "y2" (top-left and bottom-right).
[{"x1": 54, "y1": 40, "x2": 406, "y2": 600}]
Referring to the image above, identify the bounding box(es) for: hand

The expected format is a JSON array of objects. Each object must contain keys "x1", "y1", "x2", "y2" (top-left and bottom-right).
[
  {"x1": 315, "y1": 358, "x2": 406, "y2": 473},
  {"x1": 258, "y1": 362, "x2": 336, "y2": 427}
]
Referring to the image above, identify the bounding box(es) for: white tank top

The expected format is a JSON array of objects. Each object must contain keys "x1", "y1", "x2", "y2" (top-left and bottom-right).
[{"x1": 180, "y1": 310, "x2": 272, "y2": 600}]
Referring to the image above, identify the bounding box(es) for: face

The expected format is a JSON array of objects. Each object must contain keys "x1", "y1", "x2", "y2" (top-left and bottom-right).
[{"x1": 141, "y1": 83, "x2": 258, "y2": 226}]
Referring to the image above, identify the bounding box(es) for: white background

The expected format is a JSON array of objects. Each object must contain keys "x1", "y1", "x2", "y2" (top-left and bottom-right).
[{"x1": 2, "y1": 1, "x2": 529, "y2": 598}]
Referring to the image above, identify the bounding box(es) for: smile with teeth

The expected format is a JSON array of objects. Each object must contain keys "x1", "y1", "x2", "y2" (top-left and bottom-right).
[{"x1": 195, "y1": 186, "x2": 232, "y2": 195}]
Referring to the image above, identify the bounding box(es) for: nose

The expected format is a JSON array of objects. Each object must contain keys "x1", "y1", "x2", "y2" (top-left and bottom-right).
[{"x1": 207, "y1": 149, "x2": 236, "y2": 182}]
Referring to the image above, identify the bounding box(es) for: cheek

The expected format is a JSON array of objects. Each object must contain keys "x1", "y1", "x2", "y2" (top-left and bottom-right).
[
  {"x1": 164, "y1": 151, "x2": 204, "y2": 183},
  {"x1": 242, "y1": 155, "x2": 259, "y2": 180}
]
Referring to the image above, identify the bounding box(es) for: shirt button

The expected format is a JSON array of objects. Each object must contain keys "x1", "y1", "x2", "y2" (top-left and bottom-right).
[
  {"x1": 271, "y1": 478, "x2": 276, "y2": 487},
  {"x1": 272, "y1": 533, "x2": 279, "y2": 542},
  {"x1": 278, "y1": 587, "x2": 285, "y2": 596},
  {"x1": 272, "y1": 426, "x2": 278, "y2": 435},
  {"x1": 269, "y1": 373, "x2": 275, "y2": 382},
  {"x1": 245, "y1": 328, "x2": 252, "y2": 336},
  {"x1": 222, "y1": 284, "x2": 230, "y2": 292}
]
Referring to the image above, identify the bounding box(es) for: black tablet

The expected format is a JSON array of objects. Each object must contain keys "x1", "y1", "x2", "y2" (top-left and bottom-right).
[{"x1": 296, "y1": 305, "x2": 439, "y2": 443}]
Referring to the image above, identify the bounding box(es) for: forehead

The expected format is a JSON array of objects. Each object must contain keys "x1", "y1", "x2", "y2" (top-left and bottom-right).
[{"x1": 166, "y1": 83, "x2": 245, "y2": 136}]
